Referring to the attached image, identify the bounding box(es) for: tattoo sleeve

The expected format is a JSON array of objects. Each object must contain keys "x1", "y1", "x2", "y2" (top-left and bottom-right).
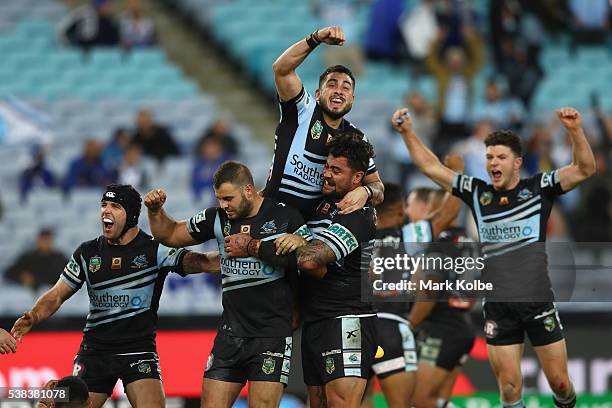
[
  {"x1": 182, "y1": 251, "x2": 221, "y2": 274},
  {"x1": 366, "y1": 180, "x2": 384, "y2": 206},
  {"x1": 295, "y1": 240, "x2": 336, "y2": 278}
]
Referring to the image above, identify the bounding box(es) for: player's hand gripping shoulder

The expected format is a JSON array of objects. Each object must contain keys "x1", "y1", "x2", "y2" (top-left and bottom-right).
[
  {"x1": 0, "y1": 328, "x2": 17, "y2": 354},
  {"x1": 144, "y1": 189, "x2": 167, "y2": 213}
]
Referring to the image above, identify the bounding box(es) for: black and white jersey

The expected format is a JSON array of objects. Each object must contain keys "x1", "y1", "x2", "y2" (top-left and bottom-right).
[
  {"x1": 452, "y1": 171, "x2": 566, "y2": 299},
  {"x1": 187, "y1": 198, "x2": 309, "y2": 338},
  {"x1": 61, "y1": 231, "x2": 188, "y2": 353},
  {"x1": 372, "y1": 221, "x2": 433, "y2": 318},
  {"x1": 263, "y1": 87, "x2": 377, "y2": 219},
  {"x1": 301, "y1": 199, "x2": 377, "y2": 323}
]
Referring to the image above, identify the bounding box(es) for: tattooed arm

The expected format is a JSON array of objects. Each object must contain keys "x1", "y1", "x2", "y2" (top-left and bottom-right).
[
  {"x1": 294, "y1": 240, "x2": 335, "y2": 279},
  {"x1": 182, "y1": 251, "x2": 221, "y2": 274}
]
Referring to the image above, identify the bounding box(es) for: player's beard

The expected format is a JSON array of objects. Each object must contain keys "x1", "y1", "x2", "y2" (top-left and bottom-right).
[
  {"x1": 234, "y1": 191, "x2": 253, "y2": 219},
  {"x1": 319, "y1": 98, "x2": 353, "y2": 120}
]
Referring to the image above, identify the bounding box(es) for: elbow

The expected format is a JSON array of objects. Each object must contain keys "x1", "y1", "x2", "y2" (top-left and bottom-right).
[
  {"x1": 298, "y1": 260, "x2": 326, "y2": 279},
  {"x1": 585, "y1": 161, "x2": 597, "y2": 177},
  {"x1": 272, "y1": 59, "x2": 290, "y2": 77}
]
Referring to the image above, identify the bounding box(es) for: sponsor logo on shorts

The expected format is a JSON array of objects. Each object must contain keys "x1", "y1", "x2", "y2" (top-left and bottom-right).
[
  {"x1": 73, "y1": 361, "x2": 85, "y2": 377},
  {"x1": 205, "y1": 354, "x2": 214, "y2": 371},
  {"x1": 262, "y1": 357, "x2": 275, "y2": 374},
  {"x1": 138, "y1": 363, "x2": 151, "y2": 374},
  {"x1": 543, "y1": 316, "x2": 557, "y2": 332},
  {"x1": 484, "y1": 320, "x2": 498, "y2": 338},
  {"x1": 325, "y1": 357, "x2": 335, "y2": 374}
]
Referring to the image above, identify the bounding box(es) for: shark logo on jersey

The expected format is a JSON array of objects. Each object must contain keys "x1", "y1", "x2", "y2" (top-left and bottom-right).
[
  {"x1": 131, "y1": 254, "x2": 148, "y2": 269},
  {"x1": 260, "y1": 220, "x2": 277, "y2": 234},
  {"x1": 517, "y1": 188, "x2": 533, "y2": 202},
  {"x1": 311, "y1": 120, "x2": 323, "y2": 140},
  {"x1": 89, "y1": 256, "x2": 101, "y2": 273},
  {"x1": 223, "y1": 220, "x2": 231, "y2": 236},
  {"x1": 479, "y1": 191, "x2": 493, "y2": 206}
]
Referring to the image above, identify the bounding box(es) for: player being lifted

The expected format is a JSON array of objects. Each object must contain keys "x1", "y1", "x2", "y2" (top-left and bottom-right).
[
  {"x1": 394, "y1": 107, "x2": 595, "y2": 408},
  {"x1": 11, "y1": 184, "x2": 220, "y2": 408},
  {"x1": 364, "y1": 173, "x2": 463, "y2": 408},
  {"x1": 145, "y1": 161, "x2": 309, "y2": 408},
  {"x1": 265, "y1": 25, "x2": 384, "y2": 219},
  {"x1": 225, "y1": 134, "x2": 377, "y2": 408}
]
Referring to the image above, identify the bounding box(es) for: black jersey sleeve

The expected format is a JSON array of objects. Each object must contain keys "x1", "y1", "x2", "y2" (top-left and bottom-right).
[
  {"x1": 361, "y1": 133, "x2": 377, "y2": 176},
  {"x1": 535, "y1": 170, "x2": 565, "y2": 196},
  {"x1": 316, "y1": 211, "x2": 368, "y2": 261},
  {"x1": 186, "y1": 207, "x2": 217, "y2": 243},
  {"x1": 277, "y1": 86, "x2": 314, "y2": 127},
  {"x1": 283, "y1": 203, "x2": 312, "y2": 240},
  {"x1": 156, "y1": 244, "x2": 190, "y2": 277},
  {"x1": 60, "y1": 245, "x2": 85, "y2": 291},
  {"x1": 452, "y1": 173, "x2": 488, "y2": 209}
]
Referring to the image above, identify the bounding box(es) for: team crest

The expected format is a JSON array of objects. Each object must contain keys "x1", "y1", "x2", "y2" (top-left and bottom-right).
[
  {"x1": 543, "y1": 316, "x2": 556, "y2": 332},
  {"x1": 240, "y1": 225, "x2": 251, "y2": 235},
  {"x1": 262, "y1": 357, "x2": 276, "y2": 374},
  {"x1": 88, "y1": 256, "x2": 101, "y2": 273},
  {"x1": 479, "y1": 191, "x2": 493, "y2": 206},
  {"x1": 131, "y1": 254, "x2": 148, "y2": 269},
  {"x1": 137, "y1": 363, "x2": 151, "y2": 374},
  {"x1": 111, "y1": 257, "x2": 122, "y2": 269},
  {"x1": 311, "y1": 120, "x2": 323, "y2": 140},
  {"x1": 260, "y1": 220, "x2": 277, "y2": 234},
  {"x1": 223, "y1": 220, "x2": 231, "y2": 236},
  {"x1": 325, "y1": 357, "x2": 335, "y2": 374},
  {"x1": 517, "y1": 188, "x2": 533, "y2": 202}
]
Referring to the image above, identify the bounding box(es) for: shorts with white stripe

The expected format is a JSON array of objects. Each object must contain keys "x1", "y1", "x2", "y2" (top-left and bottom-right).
[
  {"x1": 371, "y1": 316, "x2": 417, "y2": 378},
  {"x1": 204, "y1": 332, "x2": 292, "y2": 385},
  {"x1": 302, "y1": 316, "x2": 377, "y2": 386}
]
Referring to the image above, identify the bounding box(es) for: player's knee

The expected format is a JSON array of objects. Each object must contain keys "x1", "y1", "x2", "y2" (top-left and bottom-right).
[
  {"x1": 549, "y1": 376, "x2": 572, "y2": 397},
  {"x1": 499, "y1": 379, "x2": 523, "y2": 402},
  {"x1": 251, "y1": 392, "x2": 281, "y2": 408}
]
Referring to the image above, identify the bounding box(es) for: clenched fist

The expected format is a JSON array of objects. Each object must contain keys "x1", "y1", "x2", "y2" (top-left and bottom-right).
[
  {"x1": 144, "y1": 189, "x2": 167, "y2": 214},
  {"x1": 557, "y1": 107, "x2": 581, "y2": 131},
  {"x1": 392, "y1": 108, "x2": 413, "y2": 134},
  {"x1": 316, "y1": 26, "x2": 345, "y2": 46}
]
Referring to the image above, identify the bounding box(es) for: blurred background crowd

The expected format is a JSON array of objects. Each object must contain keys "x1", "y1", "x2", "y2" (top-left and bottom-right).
[{"x1": 0, "y1": 0, "x2": 611, "y2": 314}]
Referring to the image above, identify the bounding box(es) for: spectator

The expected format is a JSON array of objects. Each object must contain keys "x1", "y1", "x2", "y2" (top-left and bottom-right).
[
  {"x1": 19, "y1": 145, "x2": 56, "y2": 203},
  {"x1": 131, "y1": 110, "x2": 180, "y2": 163},
  {"x1": 4, "y1": 229, "x2": 68, "y2": 290},
  {"x1": 101, "y1": 127, "x2": 131, "y2": 174},
  {"x1": 499, "y1": 38, "x2": 543, "y2": 108},
  {"x1": 524, "y1": 125, "x2": 556, "y2": 175},
  {"x1": 63, "y1": 139, "x2": 113, "y2": 194},
  {"x1": 191, "y1": 138, "x2": 231, "y2": 204},
  {"x1": 119, "y1": 0, "x2": 157, "y2": 49},
  {"x1": 472, "y1": 79, "x2": 525, "y2": 130},
  {"x1": 451, "y1": 119, "x2": 492, "y2": 180},
  {"x1": 426, "y1": 27, "x2": 483, "y2": 153},
  {"x1": 435, "y1": 0, "x2": 480, "y2": 49},
  {"x1": 489, "y1": 0, "x2": 522, "y2": 70},
  {"x1": 58, "y1": 0, "x2": 120, "y2": 49},
  {"x1": 312, "y1": 0, "x2": 364, "y2": 76},
  {"x1": 197, "y1": 119, "x2": 239, "y2": 157},
  {"x1": 363, "y1": 0, "x2": 406, "y2": 63},
  {"x1": 117, "y1": 143, "x2": 148, "y2": 191},
  {"x1": 568, "y1": 0, "x2": 610, "y2": 49}
]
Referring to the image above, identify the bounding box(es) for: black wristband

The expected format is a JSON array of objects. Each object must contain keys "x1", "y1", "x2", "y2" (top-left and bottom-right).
[
  {"x1": 259, "y1": 240, "x2": 298, "y2": 270},
  {"x1": 306, "y1": 34, "x2": 320, "y2": 49}
]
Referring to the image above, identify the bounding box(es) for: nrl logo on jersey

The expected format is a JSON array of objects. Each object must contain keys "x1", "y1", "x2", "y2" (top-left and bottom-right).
[
  {"x1": 88, "y1": 256, "x2": 101, "y2": 273},
  {"x1": 260, "y1": 220, "x2": 277, "y2": 234},
  {"x1": 479, "y1": 191, "x2": 493, "y2": 206},
  {"x1": 517, "y1": 188, "x2": 533, "y2": 202},
  {"x1": 311, "y1": 120, "x2": 323, "y2": 140},
  {"x1": 223, "y1": 220, "x2": 231, "y2": 236},
  {"x1": 131, "y1": 254, "x2": 148, "y2": 269}
]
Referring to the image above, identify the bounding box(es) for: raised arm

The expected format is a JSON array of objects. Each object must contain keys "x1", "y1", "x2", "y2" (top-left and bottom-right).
[
  {"x1": 429, "y1": 155, "x2": 464, "y2": 237},
  {"x1": 144, "y1": 189, "x2": 199, "y2": 247},
  {"x1": 392, "y1": 108, "x2": 457, "y2": 191},
  {"x1": 11, "y1": 279, "x2": 76, "y2": 341},
  {"x1": 273, "y1": 26, "x2": 345, "y2": 101},
  {"x1": 555, "y1": 108, "x2": 596, "y2": 192}
]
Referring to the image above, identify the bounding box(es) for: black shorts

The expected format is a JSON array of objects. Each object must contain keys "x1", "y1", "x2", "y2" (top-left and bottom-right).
[
  {"x1": 73, "y1": 351, "x2": 161, "y2": 395},
  {"x1": 302, "y1": 316, "x2": 377, "y2": 386},
  {"x1": 483, "y1": 301, "x2": 564, "y2": 346},
  {"x1": 416, "y1": 321, "x2": 475, "y2": 371},
  {"x1": 371, "y1": 314, "x2": 417, "y2": 379},
  {"x1": 204, "y1": 332, "x2": 293, "y2": 385}
]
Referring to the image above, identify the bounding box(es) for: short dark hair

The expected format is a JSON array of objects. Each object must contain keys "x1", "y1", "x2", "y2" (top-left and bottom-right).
[
  {"x1": 484, "y1": 130, "x2": 522, "y2": 157},
  {"x1": 375, "y1": 182, "x2": 404, "y2": 215},
  {"x1": 326, "y1": 133, "x2": 374, "y2": 173},
  {"x1": 410, "y1": 187, "x2": 433, "y2": 204},
  {"x1": 55, "y1": 376, "x2": 89, "y2": 408},
  {"x1": 213, "y1": 160, "x2": 254, "y2": 189},
  {"x1": 319, "y1": 65, "x2": 356, "y2": 90},
  {"x1": 428, "y1": 189, "x2": 446, "y2": 209}
]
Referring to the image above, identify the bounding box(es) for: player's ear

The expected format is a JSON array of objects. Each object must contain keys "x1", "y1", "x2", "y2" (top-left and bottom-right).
[
  {"x1": 514, "y1": 156, "x2": 523, "y2": 170},
  {"x1": 353, "y1": 170, "x2": 365, "y2": 186},
  {"x1": 315, "y1": 88, "x2": 320, "y2": 101}
]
